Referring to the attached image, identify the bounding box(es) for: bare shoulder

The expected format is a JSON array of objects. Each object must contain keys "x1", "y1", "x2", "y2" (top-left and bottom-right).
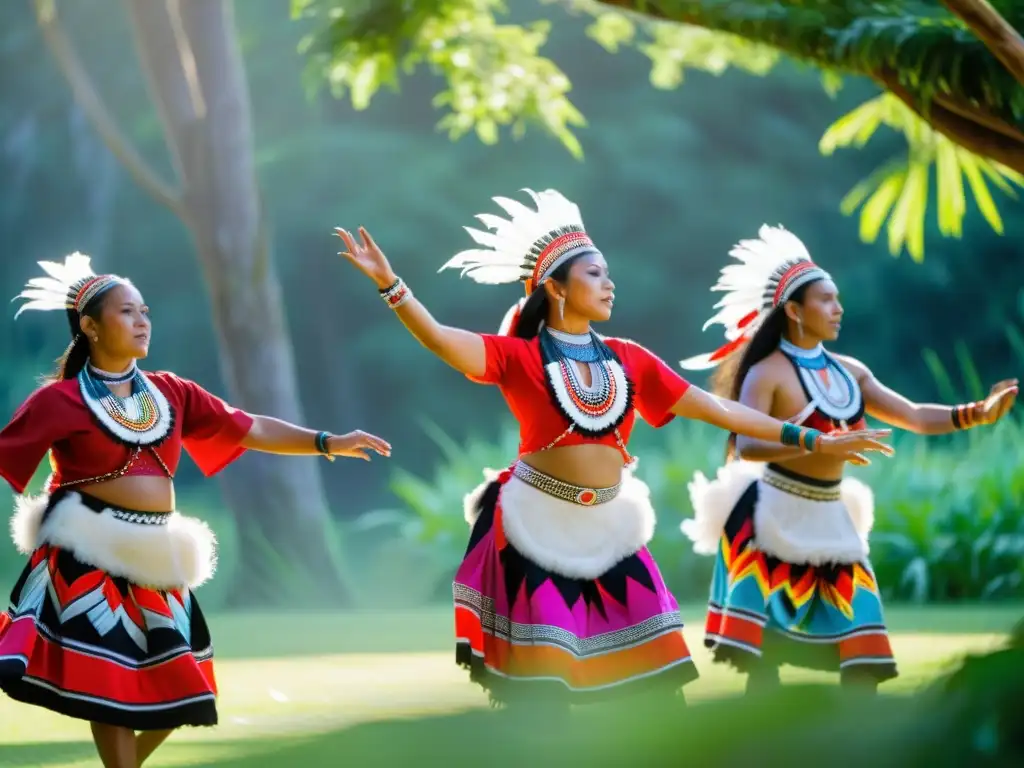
[
  {"x1": 830, "y1": 352, "x2": 872, "y2": 379},
  {"x1": 747, "y1": 349, "x2": 791, "y2": 385}
]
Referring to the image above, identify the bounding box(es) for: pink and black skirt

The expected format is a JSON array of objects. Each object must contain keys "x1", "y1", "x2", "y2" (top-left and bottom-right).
[
  {"x1": 453, "y1": 464, "x2": 698, "y2": 704},
  {"x1": 0, "y1": 487, "x2": 220, "y2": 729}
]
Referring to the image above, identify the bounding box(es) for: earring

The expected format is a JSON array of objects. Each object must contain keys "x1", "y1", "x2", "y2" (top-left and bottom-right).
[
  {"x1": 91, "y1": 335, "x2": 99, "y2": 343},
  {"x1": 557, "y1": 295, "x2": 565, "y2": 322},
  {"x1": 795, "y1": 317, "x2": 803, "y2": 340}
]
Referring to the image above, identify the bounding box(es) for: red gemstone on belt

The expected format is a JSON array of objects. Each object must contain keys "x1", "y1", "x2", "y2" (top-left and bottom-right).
[{"x1": 575, "y1": 488, "x2": 598, "y2": 505}]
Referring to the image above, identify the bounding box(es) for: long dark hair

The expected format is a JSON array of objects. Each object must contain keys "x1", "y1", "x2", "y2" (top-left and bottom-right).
[
  {"x1": 513, "y1": 254, "x2": 586, "y2": 340},
  {"x1": 49, "y1": 287, "x2": 119, "y2": 382},
  {"x1": 710, "y1": 280, "x2": 818, "y2": 460}
]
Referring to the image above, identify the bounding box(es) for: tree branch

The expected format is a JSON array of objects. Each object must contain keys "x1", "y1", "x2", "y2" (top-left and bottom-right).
[
  {"x1": 32, "y1": 0, "x2": 185, "y2": 218},
  {"x1": 942, "y1": 0, "x2": 1024, "y2": 88},
  {"x1": 876, "y1": 69, "x2": 1024, "y2": 174},
  {"x1": 932, "y1": 91, "x2": 1024, "y2": 144}
]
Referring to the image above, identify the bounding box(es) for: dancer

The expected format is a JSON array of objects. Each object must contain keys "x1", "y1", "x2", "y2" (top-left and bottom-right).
[
  {"x1": 679, "y1": 224, "x2": 1017, "y2": 694},
  {"x1": 0, "y1": 254, "x2": 391, "y2": 768},
  {"x1": 334, "y1": 189, "x2": 891, "y2": 709}
]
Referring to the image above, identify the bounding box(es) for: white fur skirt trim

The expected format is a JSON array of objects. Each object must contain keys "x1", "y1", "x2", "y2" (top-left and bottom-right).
[
  {"x1": 10, "y1": 492, "x2": 217, "y2": 590},
  {"x1": 682, "y1": 461, "x2": 875, "y2": 566},
  {"x1": 495, "y1": 468, "x2": 656, "y2": 581}
]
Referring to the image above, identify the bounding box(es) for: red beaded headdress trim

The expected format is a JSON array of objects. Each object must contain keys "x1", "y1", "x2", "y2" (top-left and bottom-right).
[
  {"x1": 525, "y1": 229, "x2": 596, "y2": 293},
  {"x1": 71, "y1": 275, "x2": 122, "y2": 313}
]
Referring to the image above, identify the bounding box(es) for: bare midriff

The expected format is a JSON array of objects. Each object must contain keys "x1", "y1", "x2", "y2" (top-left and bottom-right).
[
  {"x1": 519, "y1": 443, "x2": 626, "y2": 489},
  {"x1": 765, "y1": 452, "x2": 847, "y2": 483},
  {"x1": 77, "y1": 476, "x2": 176, "y2": 513}
]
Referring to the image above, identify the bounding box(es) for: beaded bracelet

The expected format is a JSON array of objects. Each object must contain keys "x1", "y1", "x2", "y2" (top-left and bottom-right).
[
  {"x1": 780, "y1": 422, "x2": 822, "y2": 451},
  {"x1": 801, "y1": 428, "x2": 822, "y2": 451},
  {"x1": 379, "y1": 277, "x2": 412, "y2": 310},
  {"x1": 315, "y1": 431, "x2": 335, "y2": 462},
  {"x1": 951, "y1": 402, "x2": 980, "y2": 430}
]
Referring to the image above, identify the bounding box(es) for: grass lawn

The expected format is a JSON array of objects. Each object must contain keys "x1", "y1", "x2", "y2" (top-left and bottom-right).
[{"x1": 0, "y1": 603, "x2": 1019, "y2": 767}]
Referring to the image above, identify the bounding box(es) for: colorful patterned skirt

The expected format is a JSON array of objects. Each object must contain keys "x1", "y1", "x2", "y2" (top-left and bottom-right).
[
  {"x1": 0, "y1": 488, "x2": 219, "y2": 729},
  {"x1": 454, "y1": 464, "x2": 698, "y2": 704},
  {"x1": 682, "y1": 461, "x2": 897, "y2": 682}
]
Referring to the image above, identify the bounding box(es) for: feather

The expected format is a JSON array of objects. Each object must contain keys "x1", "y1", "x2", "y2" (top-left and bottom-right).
[
  {"x1": 678, "y1": 352, "x2": 719, "y2": 371},
  {"x1": 12, "y1": 252, "x2": 98, "y2": 319},
  {"x1": 439, "y1": 188, "x2": 597, "y2": 291},
  {"x1": 681, "y1": 224, "x2": 826, "y2": 369}
]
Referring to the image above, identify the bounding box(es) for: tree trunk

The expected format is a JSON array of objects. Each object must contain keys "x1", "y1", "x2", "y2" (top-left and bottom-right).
[{"x1": 118, "y1": 0, "x2": 347, "y2": 606}]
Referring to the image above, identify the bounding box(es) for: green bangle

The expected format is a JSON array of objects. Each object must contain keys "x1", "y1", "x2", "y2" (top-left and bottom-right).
[
  {"x1": 315, "y1": 431, "x2": 330, "y2": 454},
  {"x1": 801, "y1": 428, "x2": 822, "y2": 451},
  {"x1": 780, "y1": 422, "x2": 802, "y2": 446}
]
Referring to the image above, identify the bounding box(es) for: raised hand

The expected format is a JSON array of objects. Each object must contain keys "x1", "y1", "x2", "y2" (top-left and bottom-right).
[
  {"x1": 334, "y1": 226, "x2": 396, "y2": 290},
  {"x1": 977, "y1": 379, "x2": 1019, "y2": 425},
  {"x1": 328, "y1": 430, "x2": 392, "y2": 461},
  {"x1": 817, "y1": 428, "x2": 894, "y2": 466}
]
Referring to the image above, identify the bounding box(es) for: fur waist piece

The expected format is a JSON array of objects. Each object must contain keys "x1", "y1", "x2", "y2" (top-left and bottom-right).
[
  {"x1": 465, "y1": 466, "x2": 656, "y2": 580},
  {"x1": 682, "y1": 461, "x2": 874, "y2": 566},
  {"x1": 10, "y1": 491, "x2": 217, "y2": 590}
]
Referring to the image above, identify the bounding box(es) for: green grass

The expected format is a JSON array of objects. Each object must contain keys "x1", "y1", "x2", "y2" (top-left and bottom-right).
[{"x1": 1, "y1": 604, "x2": 1020, "y2": 767}]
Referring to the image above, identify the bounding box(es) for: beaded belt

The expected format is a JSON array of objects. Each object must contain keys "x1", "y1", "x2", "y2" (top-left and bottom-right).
[
  {"x1": 762, "y1": 464, "x2": 841, "y2": 502},
  {"x1": 512, "y1": 462, "x2": 620, "y2": 506},
  {"x1": 110, "y1": 509, "x2": 171, "y2": 526}
]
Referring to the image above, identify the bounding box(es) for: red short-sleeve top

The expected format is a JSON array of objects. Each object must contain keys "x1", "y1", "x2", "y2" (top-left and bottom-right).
[
  {"x1": 469, "y1": 334, "x2": 690, "y2": 455},
  {"x1": 0, "y1": 371, "x2": 254, "y2": 495}
]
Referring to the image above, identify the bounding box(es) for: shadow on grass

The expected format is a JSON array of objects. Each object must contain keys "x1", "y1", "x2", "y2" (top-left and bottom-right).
[
  {"x1": 181, "y1": 672, "x2": 1021, "y2": 768},
  {"x1": 5, "y1": 641, "x2": 1022, "y2": 767}
]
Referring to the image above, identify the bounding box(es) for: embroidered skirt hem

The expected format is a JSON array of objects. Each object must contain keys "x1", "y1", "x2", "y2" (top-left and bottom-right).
[
  {"x1": 453, "y1": 475, "x2": 698, "y2": 704},
  {"x1": 0, "y1": 492, "x2": 219, "y2": 730}
]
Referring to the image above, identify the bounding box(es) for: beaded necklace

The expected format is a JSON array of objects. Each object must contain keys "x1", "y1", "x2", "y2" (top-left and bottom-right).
[
  {"x1": 537, "y1": 327, "x2": 633, "y2": 462},
  {"x1": 78, "y1": 362, "x2": 173, "y2": 447},
  {"x1": 778, "y1": 339, "x2": 863, "y2": 423}
]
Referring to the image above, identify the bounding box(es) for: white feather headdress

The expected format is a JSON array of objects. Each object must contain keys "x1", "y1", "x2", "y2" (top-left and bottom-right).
[
  {"x1": 679, "y1": 225, "x2": 831, "y2": 370},
  {"x1": 13, "y1": 252, "x2": 124, "y2": 319},
  {"x1": 438, "y1": 189, "x2": 601, "y2": 335},
  {"x1": 439, "y1": 188, "x2": 600, "y2": 293}
]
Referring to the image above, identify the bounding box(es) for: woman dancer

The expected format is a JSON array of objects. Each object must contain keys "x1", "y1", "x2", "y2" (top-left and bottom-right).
[
  {"x1": 679, "y1": 224, "x2": 1017, "y2": 694},
  {"x1": 334, "y1": 190, "x2": 891, "y2": 709},
  {"x1": 0, "y1": 253, "x2": 391, "y2": 767}
]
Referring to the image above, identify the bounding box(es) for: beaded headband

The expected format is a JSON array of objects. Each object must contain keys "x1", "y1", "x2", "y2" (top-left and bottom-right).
[
  {"x1": 13, "y1": 252, "x2": 127, "y2": 319},
  {"x1": 680, "y1": 225, "x2": 831, "y2": 370}
]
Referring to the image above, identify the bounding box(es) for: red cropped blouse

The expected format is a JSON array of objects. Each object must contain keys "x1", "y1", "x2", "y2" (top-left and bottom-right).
[
  {"x1": 470, "y1": 334, "x2": 691, "y2": 455},
  {"x1": 0, "y1": 371, "x2": 254, "y2": 495}
]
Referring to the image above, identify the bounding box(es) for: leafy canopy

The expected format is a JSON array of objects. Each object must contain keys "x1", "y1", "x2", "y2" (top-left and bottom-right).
[{"x1": 291, "y1": 0, "x2": 1024, "y2": 259}]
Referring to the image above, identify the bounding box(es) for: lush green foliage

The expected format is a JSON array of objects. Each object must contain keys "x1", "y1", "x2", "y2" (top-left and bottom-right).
[
  {"x1": 292, "y1": 0, "x2": 1024, "y2": 260},
  {"x1": 822, "y1": 93, "x2": 1024, "y2": 262},
  {"x1": 291, "y1": 0, "x2": 587, "y2": 156}
]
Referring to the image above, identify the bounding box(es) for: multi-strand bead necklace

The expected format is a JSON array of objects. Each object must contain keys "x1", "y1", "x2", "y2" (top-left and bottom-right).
[{"x1": 78, "y1": 362, "x2": 173, "y2": 446}]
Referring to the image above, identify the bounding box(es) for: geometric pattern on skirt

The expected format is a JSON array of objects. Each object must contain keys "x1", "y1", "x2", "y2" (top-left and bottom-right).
[
  {"x1": 704, "y1": 480, "x2": 898, "y2": 682},
  {"x1": 0, "y1": 543, "x2": 218, "y2": 730},
  {"x1": 454, "y1": 475, "x2": 698, "y2": 703}
]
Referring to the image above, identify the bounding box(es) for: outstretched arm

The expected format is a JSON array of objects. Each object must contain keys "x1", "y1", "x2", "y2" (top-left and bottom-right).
[
  {"x1": 335, "y1": 226, "x2": 487, "y2": 379},
  {"x1": 671, "y1": 380, "x2": 893, "y2": 464},
  {"x1": 838, "y1": 355, "x2": 1018, "y2": 435},
  {"x1": 241, "y1": 415, "x2": 391, "y2": 462}
]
